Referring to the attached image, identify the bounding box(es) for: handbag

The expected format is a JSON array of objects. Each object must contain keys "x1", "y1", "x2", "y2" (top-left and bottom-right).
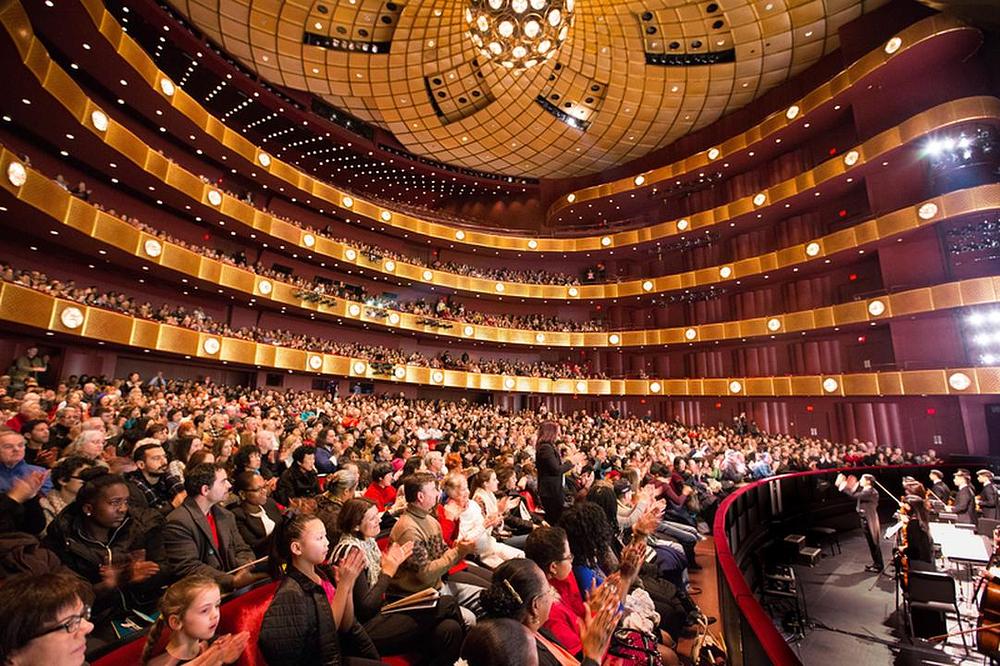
[
  {"x1": 607, "y1": 627, "x2": 661, "y2": 666},
  {"x1": 691, "y1": 616, "x2": 728, "y2": 665}
]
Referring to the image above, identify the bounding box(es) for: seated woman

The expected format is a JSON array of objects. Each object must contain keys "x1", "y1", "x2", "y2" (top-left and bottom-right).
[
  {"x1": 42, "y1": 470, "x2": 164, "y2": 647},
  {"x1": 441, "y1": 472, "x2": 523, "y2": 568},
  {"x1": 228, "y1": 471, "x2": 283, "y2": 557},
  {"x1": 470, "y1": 468, "x2": 530, "y2": 550},
  {"x1": 258, "y1": 513, "x2": 381, "y2": 666},
  {"x1": 332, "y1": 497, "x2": 465, "y2": 665},
  {"x1": 0, "y1": 571, "x2": 94, "y2": 666},
  {"x1": 39, "y1": 455, "x2": 95, "y2": 532},
  {"x1": 480, "y1": 558, "x2": 617, "y2": 666}
]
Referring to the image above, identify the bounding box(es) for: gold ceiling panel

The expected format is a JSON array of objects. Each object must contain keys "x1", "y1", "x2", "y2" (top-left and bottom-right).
[{"x1": 161, "y1": 0, "x2": 890, "y2": 178}]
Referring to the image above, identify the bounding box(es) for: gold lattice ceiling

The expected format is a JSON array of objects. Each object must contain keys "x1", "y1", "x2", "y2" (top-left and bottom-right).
[{"x1": 166, "y1": 0, "x2": 887, "y2": 179}]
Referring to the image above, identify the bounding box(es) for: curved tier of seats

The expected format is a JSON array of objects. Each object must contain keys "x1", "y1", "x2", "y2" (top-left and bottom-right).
[{"x1": 4, "y1": 148, "x2": 1000, "y2": 351}]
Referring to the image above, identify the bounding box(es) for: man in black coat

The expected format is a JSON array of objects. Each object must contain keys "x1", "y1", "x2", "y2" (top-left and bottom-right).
[
  {"x1": 953, "y1": 469, "x2": 976, "y2": 525},
  {"x1": 978, "y1": 469, "x2": 1000, "y2": 521},
  {"x1": 163, "y1": 462, "x2": 265, "y2": 591},
  {"x1": 928, "y1": 469, "x2": 951, "y2": 505},
  {"x1": 836, "y1": 472, "x2": 884, "y2": 572},
  {"x1": 535, "y1": 422, "x2": 583, "y2": 526}
]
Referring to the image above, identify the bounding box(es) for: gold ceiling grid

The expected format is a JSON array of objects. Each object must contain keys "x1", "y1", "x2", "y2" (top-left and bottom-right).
[
  {"x1": 6, "y1": 148, "x2": 1000, "y2": 350},
  {"x1": 165, "y1": 0, "x2": 884, "y2": 178},
  {"x1": 67, "y1": 0, "x2": 976, "y2": 253}
]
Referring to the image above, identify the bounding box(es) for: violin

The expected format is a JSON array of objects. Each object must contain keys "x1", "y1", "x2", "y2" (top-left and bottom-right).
[{"x1": 896, "y1": 497, "x2": 911, "y2": 589}]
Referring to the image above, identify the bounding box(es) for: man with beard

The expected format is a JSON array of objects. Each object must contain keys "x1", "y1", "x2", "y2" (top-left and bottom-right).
[{"x1": 125, "y1": 440, "x2": 185, "y2": 516}]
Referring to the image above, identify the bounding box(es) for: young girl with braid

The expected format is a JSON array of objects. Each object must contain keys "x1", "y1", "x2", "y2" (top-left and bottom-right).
[{"x1": 141, "y1": 575, "x2": 249, "y2": 666}]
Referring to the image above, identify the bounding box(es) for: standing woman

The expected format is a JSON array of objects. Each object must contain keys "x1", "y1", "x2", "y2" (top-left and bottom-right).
[{"x1": 535, "y1": 421, "x2": 582, "y2": 526}]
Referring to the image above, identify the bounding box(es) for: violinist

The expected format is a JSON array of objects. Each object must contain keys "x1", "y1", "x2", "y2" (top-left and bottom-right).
[
  {"x1": 836, "y1": 473, "x2": 884, "y2": 572},
  {"x1": 899, "y1": 494, "x2": 934, "y2": 571},
  {"x1": 978, "y1": 470, "x2": 1000, "y2": 521},
  {"x1": 954, "y1": 469, "x2": 977, "y2": 524},
  {"x1": 928, "y1": 469, "x2": 951, "y2": 504}
]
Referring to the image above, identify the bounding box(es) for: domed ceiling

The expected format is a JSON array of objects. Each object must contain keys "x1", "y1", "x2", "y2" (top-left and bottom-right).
[{"x1": 166, "y1": 0, "x2": 887, "y2": 179}]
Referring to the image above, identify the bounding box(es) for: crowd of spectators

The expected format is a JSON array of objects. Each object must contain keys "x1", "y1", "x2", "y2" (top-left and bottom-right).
[
  {"x1": 0, "y1": 263, "x2": 606, "y2": 380},
  {"x1": 0, "y1": 369, "x2": 936, "y2": 666}
]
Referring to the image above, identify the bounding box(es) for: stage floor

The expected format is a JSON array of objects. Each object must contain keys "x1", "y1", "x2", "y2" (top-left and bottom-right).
[{"x1": 780, "y1": 527, "x2": 990, "y2": 665}]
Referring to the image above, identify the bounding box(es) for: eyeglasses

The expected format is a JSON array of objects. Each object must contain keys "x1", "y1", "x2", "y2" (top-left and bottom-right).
[{"x1": 33, "y1": 606, "x2": 91, "y2": 639}]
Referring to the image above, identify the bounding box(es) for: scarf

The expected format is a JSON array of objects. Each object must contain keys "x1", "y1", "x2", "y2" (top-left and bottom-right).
[{"x1": 334, "y1": 535, "x2": 382, "y2": 587}]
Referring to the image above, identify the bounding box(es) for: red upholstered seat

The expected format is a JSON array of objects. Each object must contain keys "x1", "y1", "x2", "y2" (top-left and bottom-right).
[
  {"x1": 90, "y1": 626, "x2": 170, "y2": 666},
  {"x1": 218, "y1": 580, "x2": 281, "y2": 666}
]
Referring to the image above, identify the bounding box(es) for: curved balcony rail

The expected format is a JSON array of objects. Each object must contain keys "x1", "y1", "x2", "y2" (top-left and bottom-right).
[
  {"x1": 6, "y1": 148, "x2": 1000, "y2": 351},
  {"x1": 713, "y1": 464, "x2": 981, "y2": 666},
  {"x1": 57, "y1": 1, "x2": 982, "y2": 250},
  {"x1": 1, "y1": 278, "x2": 998, "y2": 397},
  {"x1": 3, "y1": 9, "x2": 999, "y2": 301}
]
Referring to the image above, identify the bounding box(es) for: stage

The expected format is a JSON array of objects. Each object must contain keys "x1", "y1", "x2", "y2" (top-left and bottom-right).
[{"x1": 775, "y1": 526, "x2": 991, "y2": 665}]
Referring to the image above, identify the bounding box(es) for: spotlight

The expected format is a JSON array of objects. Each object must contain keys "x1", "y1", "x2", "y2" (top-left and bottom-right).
[
  {"x1": 989, "y1": 310, "x2": 1000, "y2": 324},
  {"x1": 968, "y1": 313, "x2": 984, "y2": 326},
  {"x1": 984, "y1": 354, "x2": 996, "y2": 364},
  {"x1": 974, "y1": 333, "x2": 992, "y2": 346}
]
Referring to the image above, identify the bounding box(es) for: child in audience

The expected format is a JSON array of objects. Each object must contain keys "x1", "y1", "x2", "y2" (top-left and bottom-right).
[
  {"x1": 258, "y1": 513, "x2": 381, "y2": 665},
  {"x1": 141, "y1": 575, "x2": 249, "y2": 666}
]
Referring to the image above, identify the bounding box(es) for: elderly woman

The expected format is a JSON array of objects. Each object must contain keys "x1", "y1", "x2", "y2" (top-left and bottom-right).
[
  {"x1": 62, "y1": 431, "x2": 105, "y2": 465},
  {"x1": 440, "y1": 472, "x2": 523, "y2": 568}
]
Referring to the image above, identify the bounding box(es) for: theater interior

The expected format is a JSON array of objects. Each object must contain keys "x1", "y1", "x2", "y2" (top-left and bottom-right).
[{"x1": 1, "y1": 0, "x2": 1000, "y2": 663}]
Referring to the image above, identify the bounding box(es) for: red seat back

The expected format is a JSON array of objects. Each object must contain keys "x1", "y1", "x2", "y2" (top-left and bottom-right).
[{"x1": 218, "y1": 580, "x2": 280, "y2": 666}]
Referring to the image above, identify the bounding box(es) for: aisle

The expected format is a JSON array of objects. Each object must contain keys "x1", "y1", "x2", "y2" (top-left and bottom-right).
[{"x1": 677, "y1": 536, "x2": 723, "y2": 658}]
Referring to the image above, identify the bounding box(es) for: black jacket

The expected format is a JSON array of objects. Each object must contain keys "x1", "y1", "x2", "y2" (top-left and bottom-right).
[
  {"x1": 258, "y1": 567, "x2": 378, "y2": 666},
  {"x1": 930, "y1": 481, "x2": 952, "y2": 504},
  {"x1": 536, "y1": 441, "x2": 572, "y2": 501},
  {"x1": 980, "y1": 483, "x2": 1000, "y2": 521},
  {"x1": 275, "y1": 464, "x2": 319, "y2": 505},
  {"x1": 163, "y1": 498, "x2": 254, "y2": 591},
  {"x1": 229, "y1": 499, "x2": 283, "y2": 557},
  {"x1": 954, "y1": 485, "x2": 976, "y2": 524},
  {"x1": 42, "y1": 502, "x2": 163, "y2": 625}
]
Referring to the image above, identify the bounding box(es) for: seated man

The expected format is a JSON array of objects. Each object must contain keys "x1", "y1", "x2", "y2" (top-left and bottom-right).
[
  {"x1": 0, "y1": 427, "x2": 53, "y2": 495},
  {"x1": 389, "y1": 472, "x2": 486, "y2": 623},
  {"x1": 162, "y1": 462, "x2": 264, "y2": 592},
  {"x1": 125, "y1": 440, "x2": 186, "y2": 516}
]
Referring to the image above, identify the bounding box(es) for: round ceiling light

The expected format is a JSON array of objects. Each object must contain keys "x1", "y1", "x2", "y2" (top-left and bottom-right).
[
  {"x1": 345, "y1": 248, "x2": 358, "y2": 261},
  {"x1": 918, "y1": 202, "x2": 938, "y2": 220},
  {"x1": 203, "y1": 338, "x2": 221, "y2": 355},
  {"x1": 843, "y1": 150, "x2": 860, "y2": 166},
  {"x1": 767, "y1": 318, "x2": 781, "y2": 332},
  {"x1": 348, "y1": 303, "x2": 361, "y2": 317},
  {"x1": 822, "y1": 377, "x2": 839, "y2": 393},
  {"x1": 394, "y1": 367, "x2": 406, "y2": 379},
  {"x1": 684, "y1": 328, "x2": 697, "y2": 340},
  {"x1": 566, "y1": 193, "x2": 576, "y2": 203},
  {"x1": 432, "y1": 370, "x2": 444, "y2": 383},
  {"x1": 143, "y1": 238, "x2": 163, "y2": 258},
  {"x1": 568, "y1": 287, "x2": 579, "y2": 297},
  {"x1": 527, "y1": 239, "x2": 538, "y2": 249},
  {"x1": 600, "y1": 236, "x2": 612, "y2": 247},
  {"x1": 609, "y1": 333, "x2": 621, "y2": 345},
  {"x1": 649, "y1": 381, "x2": 661, "y2": 393},
  {"x1": 719, "y1": 266, "x2": 732, "y2": 279},
  {"x1": 948, "y1": 372, "x2": 972, "y2": 391},
  {"x1": 207, "y1": 190, "x2": 223, "y2": 206},
  {"x1": 707, "y1": 147, "x2": 720, "y2": 160},
  {"x1": 422, "y1": 269, "x2": 433, "y2": 280},
  {"x1": 867, "y1": 299, "x2": 886, "y2": 317},
  {"x1": 258, "y1": 152, "x2": 272, "y2": 167},
  {"x1": 464, "y1": 325, "x2": 475, "y2": 336},
  {"x1": 384, "y1": 260, "x2": 396, "y2": 272},
  {"x1": 535, "y1": 332, "x2": 545, "y2": 343},
  {"x1": 90, "y1": 110, "x2": 109, "y2": 132},
  {"x1": 634, "y1": 175, "x2": 646, "y2": 186},
  {"x1": 302, "y1": 233, "x2": 316, "y2": 247},
  {"x1": 159, "y1": 78, "x2": 175, "y2": 96},
  {"x1": 575, "y1": 380, "x2": 587, "y2": 393},
  {"x1": 308, "y1": 355, "x2": 323, "y2": 370},
  {"x1": 388, "y1": 312, "x2": 401, "y2": 325},
  {"x1": 465, "y1": 0, "x2": 574, "y2": 69},
  {"x1": 504, "y1": 377, "x2": 516, "y2": 389},
  {"x1": 342, "y1": 196, "x2": 354, "y2": 208},
  {"x1": 257, "y1": 279, "x2": 273, "y2": 295},
  {"x1": 752, "y1": 192, "x2": 767, "y2": 206},
  {"x1": 642, "y1": 280, "x2": 654, "y2": 292},
  {"x1": 785, "y1": 105, "x2": 800, "y2": 120},
  {"x1": 729, "y1": 380, "x2": 743, "y2": 394},
  {"x1": 676, "y1": 219, "x2": 689, "y2": 231},
  {"x1": 60, "y1": 306, "x2": 84, "y2": 330},
  {"x1": 495, "y1": 282, "x2": 505, "y2": 292},
  {"x1": 6, "y1": 161, "x2": 27, "y2": 187},
  {"x1": 805, "y1": 241, "x2": 821, "y2": 257},
  {"x1": 353, "y1": 361, "x2": 367, "y2": 374},
  {"x1": 884, "y1": 36, "x2": 902, "y2": 54},
  {"x1": 455, "y1": 230, "x2": 466, "y2": 240},
  {"x1": 380, "y1": 210, "x2": 392, "y2": 222}
]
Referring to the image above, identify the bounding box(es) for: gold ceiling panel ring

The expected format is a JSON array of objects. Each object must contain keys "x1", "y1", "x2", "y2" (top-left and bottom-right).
[
  {"x1": 164, "y1": 0, "x2": 886, "y2": 179},
  {"x1": 6, "y1": 9, "x2": 998, "y2": 299},
  {"x1": 7, "y1": 147, "x2": 1000, "y2": 348},
  {"x1": 2, "y1": 279, "x2": 997, "y2": 397},
  {"x1": 547, "y1": 13, "x2": 979, "y2": 217},
  {"x1": 67, "y1": 1, "x2": 979, "y2": 252}
]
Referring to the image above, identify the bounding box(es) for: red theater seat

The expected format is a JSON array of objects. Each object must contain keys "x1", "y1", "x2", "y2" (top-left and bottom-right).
[{"x1": 218, "y1": 580, "x2": 281, "y2": 666}]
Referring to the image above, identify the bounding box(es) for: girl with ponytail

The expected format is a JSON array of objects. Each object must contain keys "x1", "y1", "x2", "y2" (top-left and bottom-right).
[{"x1": 141, "y1": 575, "x2": 249, "y2": 665}]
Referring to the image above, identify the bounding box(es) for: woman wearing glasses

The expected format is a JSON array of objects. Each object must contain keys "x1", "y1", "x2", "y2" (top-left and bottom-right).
[
  {"x1": 42, "y1": 470, "x2": 163, "y2": 647},
  {"x1": 0, "y1": 571, "x2": 94, "y2": 665},
  {"x1": 229, "y1": 470, "x2": 283, "y2": 557}
]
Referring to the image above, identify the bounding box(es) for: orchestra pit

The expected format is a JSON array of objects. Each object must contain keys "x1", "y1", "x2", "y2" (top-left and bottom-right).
[{"x1": 2, "y1": 0, "x2": 1000, "y2": 663}]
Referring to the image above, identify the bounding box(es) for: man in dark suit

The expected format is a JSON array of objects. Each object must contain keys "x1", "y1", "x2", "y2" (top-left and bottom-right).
[
  {"x1": 953, "y1": 469, "x2": 976, "y2": 525},
  {"x1": 928, "y1": 469, "x2": 951, "y2": 505},
  {"x1": 978, "y1": 469, "x2": 1000, "y2": 521},
  {"x1": 163, "y1": 462, "x2": 266, "y2": 591},
  {"x1": 836, "y1": 472, "x2": 883, "y2": 572}
]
